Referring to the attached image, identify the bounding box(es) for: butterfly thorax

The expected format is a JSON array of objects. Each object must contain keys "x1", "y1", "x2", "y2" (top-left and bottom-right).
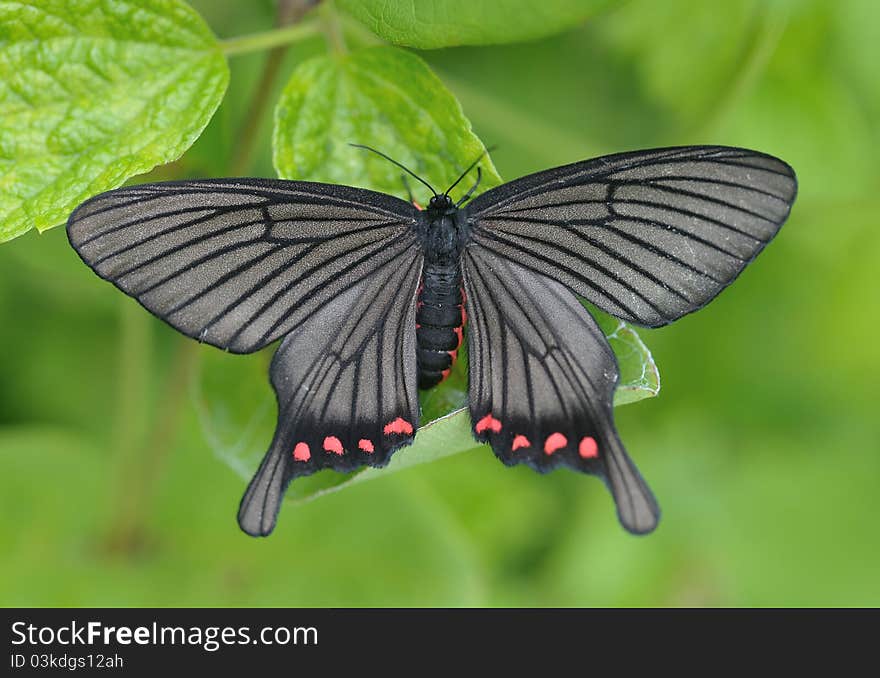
[
  {"x1": 415, "y1": 197, "x2": 467, "y2": 390},
  {"x1": 418, "y1": 195, "x2": 468, "y2": 264}
]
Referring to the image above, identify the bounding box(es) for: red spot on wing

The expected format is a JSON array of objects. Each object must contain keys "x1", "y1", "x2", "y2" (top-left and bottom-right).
[
  {"x1": 293, "y1": 442, "x2": 311, "y2": 462},
  {"x1": 512, "y1": 435, "x2": 531, "y2": 451},
  {"x1": 323, "y1": 436, "x2": 343, "y2": 455},
  {"x1": 358, "y1": 438, "x2": 375, "y2": 453},
  {"x1": 475, "y1": 413, "x2": 502, "y2": 434},
  {"x1": 579, "y1": 436, "x2": 599, "y2": 459},
  {"x1": 383, "y1": 417, "x2": 414, "y2": 435},
  {"x1": 544, "y1": 433, "x2": 568, "y2": 455}
]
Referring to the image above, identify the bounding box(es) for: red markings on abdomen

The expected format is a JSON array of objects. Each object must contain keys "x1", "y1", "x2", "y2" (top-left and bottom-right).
[
  {"x1": 384, "y1": 417, "x2": 414, "y2": 436},
  {"x1": 475, "y1": 413, "x2": 502, "y2": 434},
  {"x1": 460, "y1": 286, "x2": 468, "y2": 326}
]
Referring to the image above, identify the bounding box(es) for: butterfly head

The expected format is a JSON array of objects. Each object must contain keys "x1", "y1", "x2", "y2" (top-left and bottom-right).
[{"x1": 427, "y1": 194, "x2": 455, "y2": 212}]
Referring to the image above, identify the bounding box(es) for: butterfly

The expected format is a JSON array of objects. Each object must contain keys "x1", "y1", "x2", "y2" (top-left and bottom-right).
[{"x1": 66, "y1": 145, "x2": 797, "y2": 537}]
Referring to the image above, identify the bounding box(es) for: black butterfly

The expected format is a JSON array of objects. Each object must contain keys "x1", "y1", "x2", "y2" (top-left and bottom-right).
[{"x1": 66, "y1": 145, "x2": 797, "y2": 537}]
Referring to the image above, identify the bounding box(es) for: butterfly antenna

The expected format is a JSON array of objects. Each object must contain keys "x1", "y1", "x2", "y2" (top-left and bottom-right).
[
  {"x1": 349, "y1": 143, "x2": 438, "y2": 197},
  {"x1": 444, "y1": 146, "x2": 496, "y2": 198},
  {"x1": 455, "y1": 167, "x2": 482, "y2": 207}
]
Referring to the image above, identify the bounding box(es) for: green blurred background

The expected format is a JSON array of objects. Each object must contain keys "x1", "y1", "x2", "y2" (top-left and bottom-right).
[{"x1": 2, "y1": 0, "x2": 878, "y2": 606}]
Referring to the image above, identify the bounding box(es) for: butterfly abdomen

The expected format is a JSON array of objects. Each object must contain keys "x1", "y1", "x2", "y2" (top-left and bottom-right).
[{"x1": 416, "y1": 262, "x2": 465, "y2": 390}]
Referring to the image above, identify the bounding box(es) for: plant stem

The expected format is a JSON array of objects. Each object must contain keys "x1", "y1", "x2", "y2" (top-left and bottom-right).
[
  {"x1": 338, "y1": 11, "x2": 383, "y2": 47},
  {"x1": 229, "y1": 57, "x2": 286, "y2": 176},
  {"x1": 320, "y1": 1, "x2": 348, "y2": 55},
  {"x1": 104, "y1": 298, "x2": 152, "y2": 555},
  {"x1": 104, "y1": 336, "x2": 201, "y2": 555},
  {"x1": 111, "y1": 298, "x2": 151, "y2": 467},
  {"x1": 220, "y1": 21, "x2": 320, "y2": 57},
  {"x1": 229, "y1": 0, "x2": 321, "y2": 175}
]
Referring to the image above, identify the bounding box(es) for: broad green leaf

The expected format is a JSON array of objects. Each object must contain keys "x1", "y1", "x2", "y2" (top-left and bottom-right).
[
  {"x1": 273, "y1": 46, "x2": 501, "y2": 202},
  {"x1": 337, "y1": 0, "x2": 614, "y2": 49},
  {"x1": 0, "y1": 0, "x2": 229, "y2": 243}
]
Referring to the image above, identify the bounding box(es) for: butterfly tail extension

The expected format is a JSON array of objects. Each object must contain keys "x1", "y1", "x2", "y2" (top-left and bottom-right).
[
  {"x1": 598, "y1": 424, "x2": 660, "y2": 535},
  {"x1": 237, "y1": 431, "x2": 294, "y2": 537}
]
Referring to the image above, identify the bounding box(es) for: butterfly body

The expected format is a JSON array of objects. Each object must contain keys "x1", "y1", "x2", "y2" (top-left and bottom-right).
[
  {"x1": 415, "y1": 194, "x2": 468, "y2": 389},
  {"x1": 66, "y1": 145, "x2": 797, "y2": 537}
]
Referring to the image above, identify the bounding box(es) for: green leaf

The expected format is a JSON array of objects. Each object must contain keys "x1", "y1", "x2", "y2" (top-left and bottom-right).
[
  {"x1": 590, "y1": 308, "x2": 660, "y2": 406},
  {"x1": 273, "y1": 46, "x2": 501, "y2": 202},
  {"x1": 191, "y1": 346, "x2": 275, "y2": 484},
  {"x1": 337, "y1": 0, "x2": 615, "y2": 49},
  {"x1": 0, "y1": 0, "x2": 229, "y2": 243}
]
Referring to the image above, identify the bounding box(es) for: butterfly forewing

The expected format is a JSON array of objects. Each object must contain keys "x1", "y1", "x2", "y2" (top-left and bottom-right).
[
  {"x1": 463, "y1": 247, "x2": 659, "y2": 534},
  {"x1": 67, "y1": 179, "x2": 419, "y2": 353},
  {"x1": 464, "y1": 146, "x2": 797, "y2": 327}
]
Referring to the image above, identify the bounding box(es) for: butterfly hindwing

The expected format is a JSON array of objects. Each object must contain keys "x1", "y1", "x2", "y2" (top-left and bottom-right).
[
  {"x1": 465, "y1": 146, "x2": 797, "y2": 327},
  {"x1": 463, "y1": 246, "x2": 659, "y2": 534},
  {"x1": 238, "y1": 252, "x2": 423, "y2": 536},
  {"x1": 67, "y1": 179, "x2": 419, "y2": 353}
]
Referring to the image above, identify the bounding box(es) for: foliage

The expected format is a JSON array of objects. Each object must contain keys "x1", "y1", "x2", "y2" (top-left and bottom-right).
[
  {"x1": 336, "y1": 0, "x2": 614, "y2": 48},
  {"x1": 273, "y1": 46, "x2": 502, "y2": 199},
  {"x1": 0, "y1": 0, "x2": 228, "y2": 242}
]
